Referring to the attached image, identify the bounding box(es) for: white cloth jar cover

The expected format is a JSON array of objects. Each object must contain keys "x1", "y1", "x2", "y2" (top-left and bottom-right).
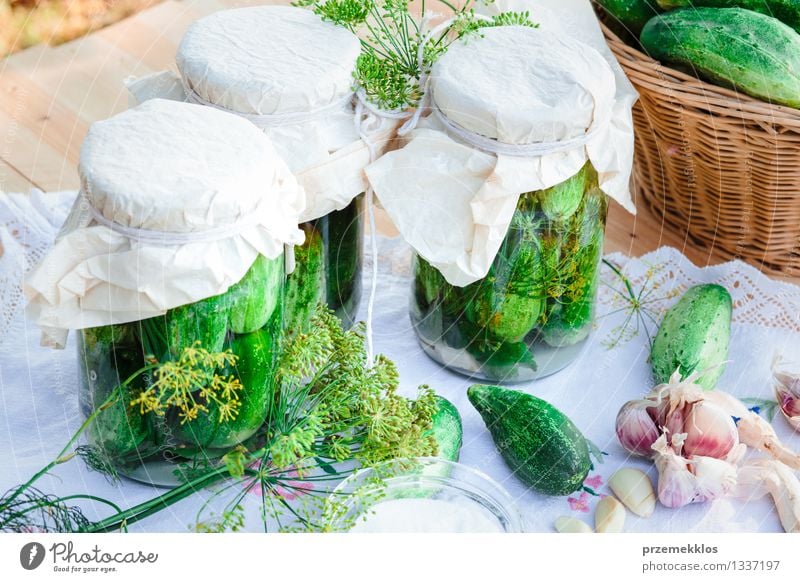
[
  {"x1": 25, "y1": 99, "x2": 305, "y2": 348},
  {"x1": 366, "y1": 23, "x2": 637, "y2": 288},
  {"x1": 126, "y1": 5, "x2": 396, "y2": 223}
]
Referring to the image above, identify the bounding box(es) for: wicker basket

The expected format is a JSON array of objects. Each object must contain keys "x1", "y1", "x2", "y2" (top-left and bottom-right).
[{"x1": 599, "y1": 20, "x2": 800, "y2": 277}]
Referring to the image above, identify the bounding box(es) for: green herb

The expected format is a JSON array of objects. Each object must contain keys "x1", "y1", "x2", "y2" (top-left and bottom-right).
[
  {"x1": 2, "y1": 305, "x2": 438, "y2": 533},
  {"x1": 600, "y1": 259, "x2": 680, "y2": 350},
  {"x1": 296, "y1": 0, "x2": 538, "y2": 110}
]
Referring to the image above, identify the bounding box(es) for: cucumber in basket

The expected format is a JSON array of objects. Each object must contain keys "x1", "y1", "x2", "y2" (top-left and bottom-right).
[
  {"x1": 595, "y1": 0, "x2": 662, "y2": 37},
  {"x1": 640, "y1": 7, "x2": 800, "y2": 109},
  {"x1": 655, "y1": 0, "x2": 800, "y2": 33}
]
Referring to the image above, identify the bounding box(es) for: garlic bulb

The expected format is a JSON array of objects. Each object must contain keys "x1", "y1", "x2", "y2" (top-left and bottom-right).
[
  {"x1": 773, "y1": 357, "x2": 800, "y2": 431},
  {"x1": 617, "y1": 373, "x2": 740, "y2": 462},
  {"x1": 616, "y1": 372, "x2": 747, "y2": 510}
]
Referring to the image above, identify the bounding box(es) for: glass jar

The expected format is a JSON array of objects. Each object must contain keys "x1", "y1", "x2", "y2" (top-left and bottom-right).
[
  {"x1": 285, "y1": 196, "x2": 363, "y2": 335},
  {"x1": 411, "y1": 163, "x2": 607, "y2": 382},
  {"x1": 327, "y1": 457, "x2": 524, "y2": 533},
  {"x1": 78, "y1": 254, "x2": 284, "y2": 486},
  {"x1": 171, "y1": 6, "x2": 368, "y2": 334}
]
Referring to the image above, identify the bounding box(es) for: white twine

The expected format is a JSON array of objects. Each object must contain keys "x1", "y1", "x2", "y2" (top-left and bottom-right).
[
  {"x1": 86, "y1": 191, "x2": 262, "y2": 246},
  {"x1": 353, "y1": 90, "x2": 412, "y2": 368},
  {"x1": 431, "y1": 103, "x2": 611, "y2": 157},
  {"x1": 180, "y1": 75, "x2": 355, "y2": 129},
  {"x1": 398, "y1": 15, "x2": 609, "y2": 157}
]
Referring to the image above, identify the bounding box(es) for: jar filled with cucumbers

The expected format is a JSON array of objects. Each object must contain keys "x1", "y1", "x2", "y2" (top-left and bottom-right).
[
  {"x1": 170, "y1": 6, "x2": 374, "y2": 335},
  {"x1": 27, "y1": 99, "x2": 305, "y2": 485},
  {"x1": 367, "y1": 26, "x2": 635, "y2": 382},
  {"x1": 411, "y1": 163, "x2": 608, "y2": 381}
]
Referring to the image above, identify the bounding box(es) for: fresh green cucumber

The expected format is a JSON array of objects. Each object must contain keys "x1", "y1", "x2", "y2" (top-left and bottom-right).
[
  {"x1": 138, "y1": 294, "x2": 229, "y2": 362},
  {"x1": 175, "y1": 324, "x2": 278, "y2": 449},
  {"x1": 79, "y1": 326, "x2": 150, "y2": 459},
  {"x1": 655, "y1": 0, "x2": 800, "y2": 33},
  {"x1": 650, "y1": 283, "x2": 732, "y2": 390},
  {"x1": 324, "y1": 198, "x2": 363, "y2": 326},
  {"x1": 596, "y1": 0, "x2": 663, "y2": 37},
  {"x1": 640, "y1": 8, "x2": 800, "y2": 108},
  {"x1": 539, "y1": 163, "x2": 589, "y2": 223},
  {"x1": 468, "y1": 384, "x2": 591, "y2": 496},
  {"x1": 429, "y1": 396, "x2": 463, "y2": 461},
  {"x1": 284, "y1": 224, "x2": 326, "y2": 336},
  {"x1": 227, "y1": 254, "x2": 284, "y2": 334}
]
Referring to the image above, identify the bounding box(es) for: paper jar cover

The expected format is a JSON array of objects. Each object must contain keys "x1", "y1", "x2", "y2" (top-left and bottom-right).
[
  {"x1": 366, "y1": 21, "x2": 637, "y2": 287},
  {"x1": 127, "y1": 5, "x2": 397, "y2": 223},
  {"x1": 25, "y1": 99, "x2": 305, "y2": 347}
]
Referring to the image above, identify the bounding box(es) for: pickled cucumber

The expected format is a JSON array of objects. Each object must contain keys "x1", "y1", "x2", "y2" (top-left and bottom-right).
[{"x1": 228, "y1": 254, "x2": 284, "y2": 334}]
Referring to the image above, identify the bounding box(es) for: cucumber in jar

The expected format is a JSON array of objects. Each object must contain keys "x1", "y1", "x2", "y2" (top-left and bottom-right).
[
  {"x1": 539, "y1": 163, "x2": 590, "y2": 223},
  {"x1": 285, "y1": 223, "x2": 326, "y2": 336},
  {"x1": 228, "y1": 254, "x2": 284, "y2": 334},
  {"x1": 466, "y1": 205, "x2": 547, "y2": 343},
  {"x1": 324, "y1": 198, "x2": 362, "y2": 324},
  {"x1": 138, "y1": 294, "x2": 230, "y2": 362},
  {"x1": 173, "y1": 317, "x2": 280, "y2": 450},
  {"x1": 79, "y1": 323, "x2": 151, "y2": 459},
  {"x1": 540, "y1": 184, "x2": 606, "y2": 348}
]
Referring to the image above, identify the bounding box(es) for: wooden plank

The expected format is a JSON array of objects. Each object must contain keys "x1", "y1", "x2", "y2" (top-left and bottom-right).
[
  {"x1": 0, "y1": 108, "x2": 79, "y2": 191},
  {"x1": 4, "y1": 36, "x2": 155, "y2": 126},
  {"x1": 0, "y1": 66, "x2": 88, "y2": 175},
  {"x1": 0, "y1": 159, "x2": 34, "y2": 193},
  {"x1": 94, "y1": 8, "x2": 184, "y2": 72}
]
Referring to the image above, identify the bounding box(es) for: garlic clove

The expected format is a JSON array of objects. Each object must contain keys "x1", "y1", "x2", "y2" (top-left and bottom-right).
[
  {"x1": 616, "y1": 400, "x2": 661, "y2": 457},
  {"x1": 737, "y1": 460, "x2": 800, "y2": 533},
  {"x1": 652, "y1": 435, "x2": 697, "y2": 508},
  {"x1": 554, "y1": 516, "x2": 593, "y2": 533},
  {"x1": 608, "y1": 468, "x2": 656, "y2": 518},
  {"x1": 595, "y1": 496, "x2": 626, "y2": 533},
  {"x1": 689, "y1": 455, "x2": 737, "y2": 503},
  {"x1": 682, "y1": 401, "x2": 739, "y2": 459}
]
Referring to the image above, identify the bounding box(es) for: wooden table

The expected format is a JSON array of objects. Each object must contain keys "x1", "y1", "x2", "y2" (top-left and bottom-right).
[{"x1": 1, "y1": 0, "x2": 797, "y2": 284}]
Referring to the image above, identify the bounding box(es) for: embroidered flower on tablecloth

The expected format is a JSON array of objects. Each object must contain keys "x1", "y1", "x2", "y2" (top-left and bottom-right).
[
  {"x1": 567, "y1": 491, "x2": 591, "y2": 513},
  {"x1": 584, "y1": 474, "x2": 603, "y2": 489}
]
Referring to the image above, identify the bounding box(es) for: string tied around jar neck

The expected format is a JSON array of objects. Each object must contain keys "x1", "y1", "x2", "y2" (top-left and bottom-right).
[
  {"x1": 397, "y1": 17, "x2": 612, "y2": 157},
  {"x1": 179, "y1": 74, "x2": 356, "y2": 129},
  {"x1": 80, "y1": 187, "x2": 297, "y2": 275}
]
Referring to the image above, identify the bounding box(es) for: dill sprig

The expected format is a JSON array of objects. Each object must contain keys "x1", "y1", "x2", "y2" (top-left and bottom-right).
[
  {"x1": 129, "y1": 343, "x2": 242, "y2": 424},
  {"x1": 4, "y1": 305, "x2": 440, "y2": 533},
  {"x1": 600, "y1": 259, "x2": 680, "y2": 350},
  {"x1": 297, "y1": 0, "x2": 538, "y2": 110}
]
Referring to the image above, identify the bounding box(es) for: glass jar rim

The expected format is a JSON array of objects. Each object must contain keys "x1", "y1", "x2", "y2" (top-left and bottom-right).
[{"x1": 328, "y1": 457, "x2": 525, "y2": 533}]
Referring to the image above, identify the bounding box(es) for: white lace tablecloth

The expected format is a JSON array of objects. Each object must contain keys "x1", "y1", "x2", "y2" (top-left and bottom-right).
[{"x1": 2, "y1": 190, "x2": 800, "y2": 532}]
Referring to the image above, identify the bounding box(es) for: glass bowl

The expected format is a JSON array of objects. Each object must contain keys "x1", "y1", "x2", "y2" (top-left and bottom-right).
[{"x1": 325, "y1": 457, "x2": 525, "y2": 533}]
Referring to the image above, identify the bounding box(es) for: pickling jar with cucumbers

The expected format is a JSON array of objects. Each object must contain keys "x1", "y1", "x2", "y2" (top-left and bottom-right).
[
  {"x1": 367, "y1": 25, "x2": 637, "y2": 382},
  {"x1": 129, "y1": 5, "x2": 396, "y2": 334},
  {"x1": 25, "y1": 99, "x2": 305, "y2": 485}
]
